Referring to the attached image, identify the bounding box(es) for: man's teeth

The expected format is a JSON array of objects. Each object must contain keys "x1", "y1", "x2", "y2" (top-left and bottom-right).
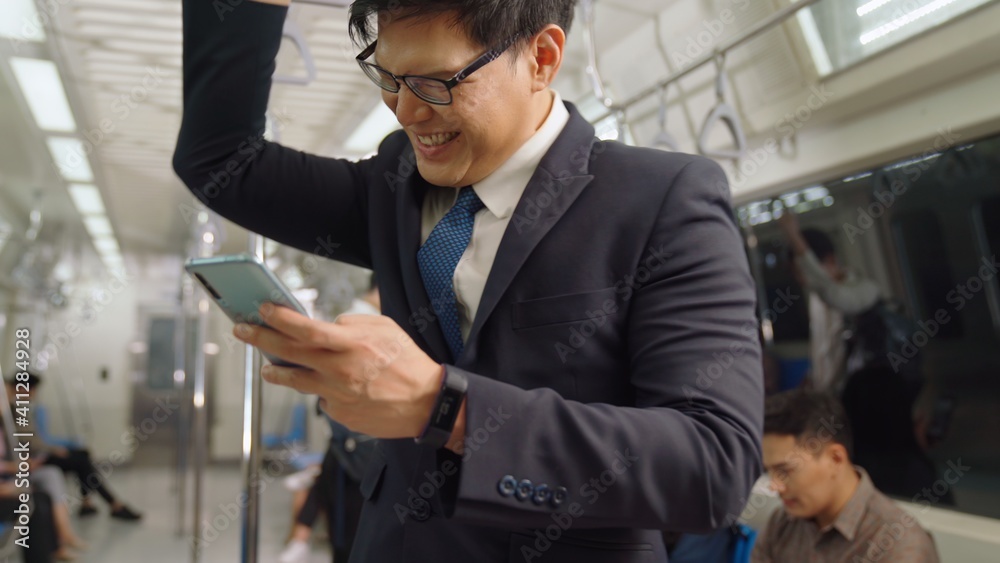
[{"x1": 418, "y1": 133, "x2": 458, "y2": 147}]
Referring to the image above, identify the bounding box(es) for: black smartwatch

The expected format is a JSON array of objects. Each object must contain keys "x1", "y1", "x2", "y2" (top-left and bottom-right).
[{"x1": 415, "y1": 366, "x2": 468, "y2": 449}]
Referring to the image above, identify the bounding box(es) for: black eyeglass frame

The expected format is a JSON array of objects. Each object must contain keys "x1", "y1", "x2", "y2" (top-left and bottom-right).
[{"x1": 355, "y1": 40, "x2": 512, "y2": 105}]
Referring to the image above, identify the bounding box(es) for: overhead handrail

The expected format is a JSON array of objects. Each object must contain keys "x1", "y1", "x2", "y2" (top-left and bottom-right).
[
  {"x1": 698, "y1": 53, "x2": 747, "y2": 161},
  {"x1": 274, "y1": 20, "x2": 317, "y2": 86},
  {"x1": 590, "y1": 0, "x2": 823, "y2": 125},
  {"x1": 581, "y1": 0, "x2": 614, "y2": 109},
  {"x1": 650, "y1": 85, "x2": 680, "y2": 152}
]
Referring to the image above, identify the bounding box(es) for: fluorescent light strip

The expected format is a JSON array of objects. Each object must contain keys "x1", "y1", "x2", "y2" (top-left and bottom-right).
[
  {"x1": 857, "y1": 0, "x2": 893, "y2": 17},
  {"x1": 861, "y1": 0, "x2": 960, "y2": 45},
  {"x1": 68, "y1": 184, "x2": 107, "y2": 215},
  {"x1": 10, "y1": 58, "x2": 77, "y2": 132},
  {"x1": 46, "y1": 137, "x2": 95, "y2": 183},
  {"x1": 85, "y1": 216, "x2": 114, "y2": 238},
  {"x1": 0, "y1": 0, "x2": 46, "y2": 42},
  {"x1": 344, "y1": 103, "x2": 400, "y2": 153},
  {"x1": 796, "y1": 9, "x2": 834, "y2": 77}
]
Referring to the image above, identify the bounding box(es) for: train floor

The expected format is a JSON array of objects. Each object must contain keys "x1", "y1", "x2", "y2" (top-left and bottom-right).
[{"x1": 58, "y1": 463, "x2": 333, "y2": 563}]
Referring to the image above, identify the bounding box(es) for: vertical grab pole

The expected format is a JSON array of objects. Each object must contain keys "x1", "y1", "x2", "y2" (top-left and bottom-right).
[
  {"x1": 175, "y1": 276, "x2": 193, "y2": 537},
  {"x1": 189, "y1": 212, "x2": 217, "y2": 563},
  {"x1": 190, "y1": 287, "x2": 209, "y2": 562},
  {"x1": 240, "y1": 234, "x2": 266, "y2": 563}
]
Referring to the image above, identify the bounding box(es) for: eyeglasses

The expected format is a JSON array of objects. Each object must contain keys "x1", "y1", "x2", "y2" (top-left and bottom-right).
[{"x1": 356, "y1": 40, "x2": 511, "y2": 106}]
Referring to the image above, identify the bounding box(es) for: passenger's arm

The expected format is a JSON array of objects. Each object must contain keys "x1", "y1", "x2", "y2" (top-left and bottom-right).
[
  {"x1": 798, "y1": 252, "x2": 880, "y2": 315},
  {"x1": 172, "y1": 0, "x2": 374, "y2": 267}
]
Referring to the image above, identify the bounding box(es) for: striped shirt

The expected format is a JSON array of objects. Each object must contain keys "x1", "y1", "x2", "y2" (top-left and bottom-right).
[{"x1": 752, "y1": 468, "x2": 939, "y2": 562}]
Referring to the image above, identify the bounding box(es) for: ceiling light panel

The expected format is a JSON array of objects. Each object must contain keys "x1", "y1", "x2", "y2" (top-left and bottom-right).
[
  {"x1": 68, "y1": 184, "x2": 107, "y2": 215},
  {"x1": 1, "y1": 0, "x2": 47, "y2": 42},
  {"x1": 84, "y1": 216, "x2": 114, "y2": 238},
  {"x1": 10, "y1": 58, "x2": 77, "y2": 132},
  {"x1": 93, "y1": 236, "x2": 120, "y2": 254},
  {"x1": 47, "y1": 137, "x2": 95, "y2": 182}
]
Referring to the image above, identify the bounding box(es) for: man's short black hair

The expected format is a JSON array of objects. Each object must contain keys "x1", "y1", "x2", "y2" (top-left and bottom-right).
[
  {"x1": 764, "y1": 389, "x2": 853, "y2": 459},
  {"x1": 800, "y1": 228, "x2": 836, "y2": 262},
  {"x1": 348, "y1": 0, "x2": 577, "y2": 53}
]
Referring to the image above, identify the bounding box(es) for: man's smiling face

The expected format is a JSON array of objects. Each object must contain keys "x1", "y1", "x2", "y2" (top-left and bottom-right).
[{"x1": 374, "y1": 12, "x2": 542, "y2": 188}]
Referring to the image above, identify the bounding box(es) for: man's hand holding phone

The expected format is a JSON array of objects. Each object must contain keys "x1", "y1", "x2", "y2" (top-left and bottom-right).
[{"x1": 234, "y1": 303, "x2": 459, "y2": 442}]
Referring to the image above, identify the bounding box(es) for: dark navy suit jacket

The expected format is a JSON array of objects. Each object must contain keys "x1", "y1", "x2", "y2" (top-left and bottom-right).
[{"x1": 173, "y1": 2, "x2": 763, "y2": 561}]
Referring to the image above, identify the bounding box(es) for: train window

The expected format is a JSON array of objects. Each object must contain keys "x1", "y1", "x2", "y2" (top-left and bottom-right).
[
  {"x1": 892, "y1": 210, "x2": 963, "y2": 338},
  {"x1": 797, "y1": 0, "x2": 994, "y2": 76},
  {"x1": 742, "y1": 134, "x2": 1000, "y2": 521}
]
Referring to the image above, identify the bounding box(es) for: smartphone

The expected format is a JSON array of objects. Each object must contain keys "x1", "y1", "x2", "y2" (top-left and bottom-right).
[{"x1": 185, "y1": 253, "x2": 309, "y2": 367}]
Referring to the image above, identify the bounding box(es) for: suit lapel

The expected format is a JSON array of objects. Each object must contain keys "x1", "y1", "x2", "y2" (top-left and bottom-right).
[
  {"x1": 461, "y1": 107, "x2": 597, "y2": 363},
  {"x1": 395, "y1": 147, "x2": 454, "y2": 363}
]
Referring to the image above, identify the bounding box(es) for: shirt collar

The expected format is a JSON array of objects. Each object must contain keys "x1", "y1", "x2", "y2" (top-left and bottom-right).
[
  {"x1": 827, "y1": 466, "x2": 877, "y2": 542},
  {"x1": 471, "y1": 90, "x2": 570, "y2": 219}
]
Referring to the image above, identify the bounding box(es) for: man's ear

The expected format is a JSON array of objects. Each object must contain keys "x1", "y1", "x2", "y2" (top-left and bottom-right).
[
  {"x1": 528, "y1": 24, "x2": 565, "y2": 92},
  {"x1": 825, "y1": 442, "x2": 849, "y2": 466}
]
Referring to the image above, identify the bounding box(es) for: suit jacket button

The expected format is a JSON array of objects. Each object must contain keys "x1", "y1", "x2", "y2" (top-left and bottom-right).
[
  {"x1": 515, "y1": 479, "x2": 534, "y2": 501},
  {"x1": 409, "y1": 497, "x2": 431, "y2": 522},
  {"x1": 532, "y1": 484, "x2": 551, "y2": 505},
  {"x1": 497, "y1": 475, "x2": 517, "y2": 497},
  {"x1": 550, "y1": 486, "x2": 568, "y2": 508}
]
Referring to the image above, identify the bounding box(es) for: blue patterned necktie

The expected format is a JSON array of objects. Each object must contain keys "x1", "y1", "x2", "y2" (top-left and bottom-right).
[{"x1": 418, "y1": 186, "x2": 485, "y2": 360}]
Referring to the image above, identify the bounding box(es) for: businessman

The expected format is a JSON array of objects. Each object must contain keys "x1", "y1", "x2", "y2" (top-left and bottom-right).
[{"x1": 173, "y1": 1, "x2": 763, "y2": 561}]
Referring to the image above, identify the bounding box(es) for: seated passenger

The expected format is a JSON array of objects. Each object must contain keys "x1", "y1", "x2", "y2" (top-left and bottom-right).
[
  {"x1": 4, "y1": 374, "x2": 142, "y2": 521},
  {"x1": 752, "y1": 389, "x2": 939, "y2": 562},
  {"x1": 0, "y1": 481, "x2": 59, "y2": 563}
]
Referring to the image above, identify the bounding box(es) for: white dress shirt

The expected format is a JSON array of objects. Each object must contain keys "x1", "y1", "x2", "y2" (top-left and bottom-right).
[{"x1": 420, "y1": 91, "x2": 570, "y2": 342}]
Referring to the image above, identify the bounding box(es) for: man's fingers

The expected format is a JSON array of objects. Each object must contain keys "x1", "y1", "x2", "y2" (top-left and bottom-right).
[
  {"x1": 334, "y1": 313, "x2": 385, "y2": 325},
  {"x1": 260, "y1": 364, "x2": 323, "y2": 395},
  {"x1": 259, "y1": 304, "x2": 352, "y2": 351}
]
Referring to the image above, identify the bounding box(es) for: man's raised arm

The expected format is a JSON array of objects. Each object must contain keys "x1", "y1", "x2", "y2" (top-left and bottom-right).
[{"x1": 172, "y1": 0, "x2": 374, "y2": 267}]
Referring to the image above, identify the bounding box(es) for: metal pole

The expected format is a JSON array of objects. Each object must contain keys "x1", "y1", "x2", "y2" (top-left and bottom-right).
[
  {"x1": 590, "y1": 0, "x2": 823, "y2": 124},
  {"x1": 190, "y1": 289, "x2": 209, "y2": 563},
  {"x1": 240, "y1": 234, "x2": 266, "y2": 563},
  {"x1": 175, "y1": 277, "x2": 193, "y2": 538}
]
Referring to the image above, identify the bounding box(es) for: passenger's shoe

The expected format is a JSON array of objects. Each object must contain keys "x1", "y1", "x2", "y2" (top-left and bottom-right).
[
  {"x1": 278, "y1": 539, "x2": 310, "y2": 563},
  {"x1": 110, "y1": 506, "x2": 143, "y2": 521},
  {"x1": 77, "y1": 504, "x2": 98, "y2": 517}
]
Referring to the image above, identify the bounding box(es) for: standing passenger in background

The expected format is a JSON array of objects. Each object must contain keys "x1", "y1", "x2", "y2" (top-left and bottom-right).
[
  {"x1": 776, "y1": 211, "x2": 879, "y2": 393},
  {"x1": 173, "y1": 0, "x2": 764, "y2": 560},
  {"x1": 776, "y1": 211, "x2": 945, "y2": 502},
  {"x1": 281, "y1": 276, "x2": 379, "y2": 563}
]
